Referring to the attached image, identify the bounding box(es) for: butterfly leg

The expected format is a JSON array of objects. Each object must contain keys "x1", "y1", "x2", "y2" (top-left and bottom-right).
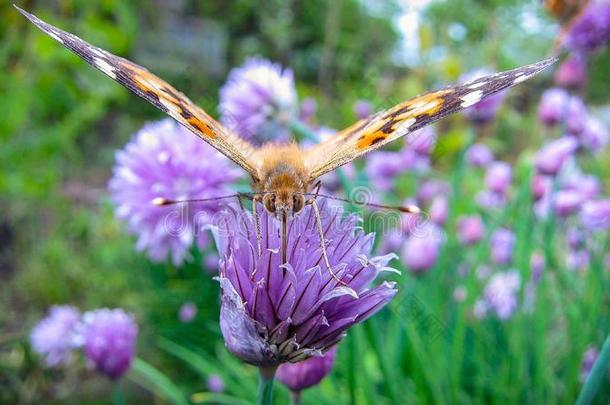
[
  {"x1": 252, "y1": 195, "x2": 263, "y2": 257},
  {"x1": 306, "y1": 198, "x2": 352, "y2": 289}
]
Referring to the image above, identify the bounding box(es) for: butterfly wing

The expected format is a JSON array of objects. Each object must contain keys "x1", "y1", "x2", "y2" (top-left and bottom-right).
[
  {"x1": 304, "y1": 57, "x2": 557, "y2": 181},
  {"x1": 16, "y1": 6, "x2": 260, "y2": 179}
]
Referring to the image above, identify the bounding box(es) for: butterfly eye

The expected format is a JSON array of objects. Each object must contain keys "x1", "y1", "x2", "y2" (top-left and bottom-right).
[
  {"x1": 292, "y1": 195, "x2": 304, "y2": 213},
  {"x1": 262, "y1": 194, "x2": 276, "y2": 213}
]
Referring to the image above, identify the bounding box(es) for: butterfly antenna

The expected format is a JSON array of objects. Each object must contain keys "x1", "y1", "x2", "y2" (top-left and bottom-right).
[
  {"x1": 152, "y1": 193, "x2": 258, "y2": 206},
  {"x1": 302, "y1": 193, "x2": 421, "y2": 214}
]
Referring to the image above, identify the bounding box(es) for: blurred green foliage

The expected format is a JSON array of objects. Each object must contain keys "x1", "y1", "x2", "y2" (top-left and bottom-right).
[{"x1": 0, "y1": 0, "x2": 609, "y2": 404}]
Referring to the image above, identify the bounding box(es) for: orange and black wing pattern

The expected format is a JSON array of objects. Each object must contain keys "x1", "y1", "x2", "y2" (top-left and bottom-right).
[
  {"x1": 16, "y1": 6, "x2": 259, "y2": 179},
  {"x1": 305, "y1": 57, "x2": 557, "y2": 180}
]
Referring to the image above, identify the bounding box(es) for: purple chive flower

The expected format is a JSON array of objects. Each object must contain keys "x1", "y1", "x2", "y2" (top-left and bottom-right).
[
  {"x1": 563, "y1": 173, "x2": 601, "y2": 200},
  {"x1": 566, "y1": 1, "x2": 610, "y2": 52},
  {"x1": 538, "y1": 88, "x2": 570, "y2": 126},
  {"x1": 30, "y1": 305, "x2": 81, "y2": 367},
  {"x1": 276, "y1": 346, "x2": 337, "y2": 393},
  {"x1": 219, "y1": 57, "x2": 297, "y2": 142},
  {"x1": 466, "y1": 143, "x2": 494, "y2": 168},
  {"x1": 109, "y1": 119, "x2": 241, "y2": 266},
  {"x1": 490, "y1": 228, "x2": 516, "y2": 266},
  {"x1": 580, "y1": 116, "x2": 609, "y2": 153},
  {"x1": 364, "y1": 152, "x2": 406, "y2": 192},
  {"x1": 554, "y1": 53, "x2": 587, "y2": 89},
  {"x1": 460, "y1": 68, "x2": 506, "y2": 123},
  {"x1": 580, "y1": 199, "x2": 610, "y2": 231},
  {"x1": 482, "y1": 271, "x2": 521, "y2": 320},
  {"x1": 476, "y1": 190, "x2": 508, "y2": 210},
  {"x1": 213, "y1": 201, "x2": 398, "y2": 366},
  {"x1": 534, "y1": 137, "x2": 579, "y2": 176},
  {"x1": 457, "y1": 215, "x2": 485, "y2": 246},
  {"x1": 81, "y1": 308, "x2": 138, "y2": 380},
  {"x1": 580, "y1": 346, "x2": 599, "y2": 383},
  {"x1": 179, "y1": 302, "x2": 198, "y2": 323},
  {"x1": 485, "y1": 161, "x2": 512, "y2": 195},
  {"x1": 354, "y1": 100, "x2": 374, "y2": 119},
  {"x1": 207, "y1": 374, "x2": 225, "y2": 393},
  {"x1": 429, "y1": 196, "x2": 448, "y2": 226},
  {"x1": 299, "y1": 97, "x2": 317, "y2": 123},
  {"x1": 565, "y1": 96, "x2": 588, "y2": 135},
  {"x1": 402, "y1": 223, "x2": 444, "y2": 273},
  {"x1": 554, "y1": 190, "x2": 584, "y2": 217}
]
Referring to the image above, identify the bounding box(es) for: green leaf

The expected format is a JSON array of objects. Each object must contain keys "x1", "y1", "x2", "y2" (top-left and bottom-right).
[{"x1": 128, "y1": 358, "x2": 189, "y2": 405}]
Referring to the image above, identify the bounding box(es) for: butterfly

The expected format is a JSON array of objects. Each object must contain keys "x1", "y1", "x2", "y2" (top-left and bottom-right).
[{"x1": 16, "y1": 6, "x2": 556, "y2": 283}]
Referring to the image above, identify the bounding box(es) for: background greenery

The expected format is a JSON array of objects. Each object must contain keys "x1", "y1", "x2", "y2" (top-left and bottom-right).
[{"x1": 1, "y1": 0, "x2": 608, "y2": 403}]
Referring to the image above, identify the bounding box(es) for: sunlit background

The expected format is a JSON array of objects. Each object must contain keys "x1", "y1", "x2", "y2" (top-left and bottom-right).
[{"x1": 1, "y1": 0, "x2": 609, "y2": 403}]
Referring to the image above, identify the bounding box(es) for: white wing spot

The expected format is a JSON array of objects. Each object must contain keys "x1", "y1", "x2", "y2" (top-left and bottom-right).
[
  {"x1": 47, "y1": 30, "x2": 63, "y2": 44},
  {"x1": 395, "y1": 118, "x2": 416, "y2": 137},
  {"x1": 513, "y1": 73, "x2": 534, "y2": 84},
  {"x1": 461, "y1": 90, "x2": 484, "y2": 108},
  {"x1": 94, "y1": 58, "x2": 117, "y2": 79},
  {"x1": 468, "y1": 81, "x2": 485, "y2": 89}
]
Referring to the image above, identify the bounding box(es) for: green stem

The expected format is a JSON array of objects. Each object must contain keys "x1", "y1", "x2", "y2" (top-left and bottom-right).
[
  {"x1": 256, "y1": 366, "x2": 277, "y2": 405},
  {"x1": 112, "y1": 382, "x2": 124, "y2": 405},
  {"x1": 290, "y1": 390, "x2": 302, "y2": 405},
  {"x1": 576, "y1": 333, "x2": 610, "y2": 405},
  {"x1": 290, "y1": 120, "x2": 319, "y2": 143}
]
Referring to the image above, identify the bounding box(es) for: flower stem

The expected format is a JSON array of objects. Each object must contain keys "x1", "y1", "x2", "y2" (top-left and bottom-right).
[
  {"x1": 576, "y1": 333, "x2": 610, "y2": 405},
  {"x1": 290, "y1": 120, "x2": 319, "y2": 142},
  {"x1": 290, "y1": 390, "x2": 302, "y2": 405},
  {"x1": 112, "y1": 382, "x2": 124, "y2": 405},
  {"x1": 256, "y1": 366, "x2": 277, "y2": 405}
]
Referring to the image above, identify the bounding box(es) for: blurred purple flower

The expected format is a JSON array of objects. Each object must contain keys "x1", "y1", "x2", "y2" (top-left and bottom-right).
[
  {"x1": 207, "y1": 374, "x2": 225, "y2": 393},
  {"x1": 354, "y1": 100, "x2": 373, "y2": 119},
  {"x1": 538, "y1": 88, "x2": 570, "y2": 126},
  {"x1": 204, "y1": 252, "x2": 220, "y2": 274},
  {"x1": 219, "y1": 57, "x2": 297, "y2": 142},
  {"x1": 417, "y1": 180, "x2": 450, "y2": 205},
  {"x1": 530, "y1": 252, "x2": 545, "y2": 283},
  {"x1": 566, "y1": 1, "x2": 610, "y2": 52},
  {"x1": 30, "y1": 305, "x2": 81, "y2": 367},
  {"x1": 554, "y1": 53, "x2": 587, "y2": 89},
  {"x1": 466, "y1": 143, "x2": 494, "y2": 168},
  {"x1": 82, "y1": 308, "x2": 138, "y2": 380},
  {"x1": 213, "y1": 201, "x2": 398, "y2": 366},
  {"x1": 276, "y1": 346, "x2": 337, "y2": 393},
  {"x1": 377, "y1": 229, "x2": 404, "y2": 256},
  {"x1": 460, "y1": 68, "x2": 506, "y2": 123},
  {"x1": 554, "y1": 190, "x2": 584, "y2": 217},
  {"x1": 364, "y1": 152, "x2": 406, "y2": 192},
  {"x1": 476, "y1": 190, "x2": 508, "y2": 210},
  {"x1": 565, "y1": 96, "x2": 588, "y2": 135},
  {"x1": 299, "y1": 97, "x2": 317, "y2": 123},
  {"x1": 490, "y1": 228, "x2": 516, "y2": 266},
  {"x1": 580, "y1": 199, "x2": 610, "y2": 231},
  {"x1": 407, "y1": 127, "x2": 437, "y2": 156},
  {"x1": 531, "y1": 175, "x2": 551, "y2": 202},
  {"x1": 453, "y1": 286, "x2": 467, "y2": 303},
  {"x1": 580, "y1": 116, "x2": 609, "y2": 153},
  {"x1": 567, "y1": 249, "x2": 590, "y2": 271},
  {"x1": 534, "y1": 137, "x2": 579, "y2": 176},
  {"x1": 476, "y1": 265, "x2": 492, "y2": 280},
  {"x1": 402, "y1": 223, "x2": 444, "y2": 273},
  {"x1": 429, "y1": 196, "x2": 448, "y2": 226},
  {"x1": 566, "y1": 227, "x2": 585, "y2": 250},
  {"x1": 485, "y1": 161, "x2": 512, "y2": 195},
  {"x1": 580, "y1": 346, "x2": 599, "y2": 383},
  {"x1": 179, "y1": 302, "x2": 198, "y2": 323},
  {"x1": 109, "y1": 119, "x2": 241, "y2": 266},
  {"x1": 482, "y1": 271, "x2": 521, "y2": 320},
  {"x1": 457, "y1": 215, "x2": 485, "y2": 246},
  {"x1": 562, "y1": 173, "x2": 601, "y2": 200}
]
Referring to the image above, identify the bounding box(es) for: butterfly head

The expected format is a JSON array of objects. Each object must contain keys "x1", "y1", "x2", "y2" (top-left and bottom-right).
[{"x1": 262, "y1": 191, "x2": 304, "y2": 219}]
